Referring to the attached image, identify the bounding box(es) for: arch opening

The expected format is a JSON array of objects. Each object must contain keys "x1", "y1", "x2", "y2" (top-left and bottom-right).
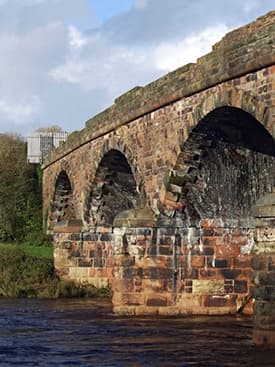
[
  {"x1": 85, "y1": 149, "x2": 139, "y2": 226},
  {"x1": 164, "y1": 106, "x2": 275, "y2": 227},
  {"x1": 51, "y1": 170, "x2": 75, "y2": 224}
]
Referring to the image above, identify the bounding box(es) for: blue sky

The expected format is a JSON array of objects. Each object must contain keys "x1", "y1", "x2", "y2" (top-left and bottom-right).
[
  {"x1": 0, "y1": 0, "x2": 273, "y2": 135},
  {"x1": 90, "y1": 0, "x2": 134, "y2": 23}
]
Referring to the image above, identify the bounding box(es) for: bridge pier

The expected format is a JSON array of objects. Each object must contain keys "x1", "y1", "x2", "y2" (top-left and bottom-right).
[
  {"x1": 252, "y1": 193, "x2": 275, "y2": 348},
  {"x1": 53, "y1": 220, "x2": 114, "y2": 289},
  {"x1": 112, "y1": 209, "x2": 254, "y2": 316}
]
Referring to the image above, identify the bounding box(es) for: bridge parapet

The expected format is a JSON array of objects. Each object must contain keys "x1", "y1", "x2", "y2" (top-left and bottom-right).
[{"x1": 44, "y1": 11, "x2": 275, "y2": 168}]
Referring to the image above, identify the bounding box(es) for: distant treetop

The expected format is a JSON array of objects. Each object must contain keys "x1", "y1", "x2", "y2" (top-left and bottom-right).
[{"x1": 34, "y1": 125, "x2": 63, "y2": 133}]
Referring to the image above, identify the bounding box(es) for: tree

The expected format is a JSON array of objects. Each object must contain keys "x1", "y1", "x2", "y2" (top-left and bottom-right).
[
  {"x1": 34, "y1": 125, "x2": 63, "y2": 133},
  {"x1": 0, "y1": 134, "x2": 42, "y2": 241}
]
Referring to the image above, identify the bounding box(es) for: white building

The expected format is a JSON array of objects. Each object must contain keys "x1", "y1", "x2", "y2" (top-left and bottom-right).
[{"x1": 27, "y1": 131, "x2": 68, "y2": 163}]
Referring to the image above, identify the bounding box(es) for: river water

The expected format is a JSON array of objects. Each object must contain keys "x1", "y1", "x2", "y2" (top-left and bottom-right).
[{"x1": 0, "y1": 298, "x2": 274, "y2": 367}]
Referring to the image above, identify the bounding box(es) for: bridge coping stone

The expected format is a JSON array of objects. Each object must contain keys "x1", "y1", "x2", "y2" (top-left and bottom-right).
[{"x1": 43, "y1": 11, "x2": 275, "y2": 168}]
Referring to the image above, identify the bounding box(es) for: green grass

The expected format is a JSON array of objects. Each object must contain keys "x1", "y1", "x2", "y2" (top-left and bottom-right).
[
  {"x1": 0, "y1": 243, "x2": 53, "y2": 258},
  {"x1": 21, "y1": 243, "x2": 53, "y2": 258},
  {"x1": 0, "y1": 242, "x2": 112, "y2": 299}
]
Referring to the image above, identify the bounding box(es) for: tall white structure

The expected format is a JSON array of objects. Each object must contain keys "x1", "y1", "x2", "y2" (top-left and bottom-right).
[{"x1": 27, "y1": 131, "x2": 68, "y2": 163}]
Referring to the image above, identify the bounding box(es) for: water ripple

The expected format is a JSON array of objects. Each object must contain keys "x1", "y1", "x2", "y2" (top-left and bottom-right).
[{"x1": 0, "y1": 299, "x2": 274, "y2": 366}]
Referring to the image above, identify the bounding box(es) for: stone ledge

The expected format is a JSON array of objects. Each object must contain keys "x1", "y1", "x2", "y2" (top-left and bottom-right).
[{"x1": 53, "y1": 219, "x2": 83, "y2": 233}]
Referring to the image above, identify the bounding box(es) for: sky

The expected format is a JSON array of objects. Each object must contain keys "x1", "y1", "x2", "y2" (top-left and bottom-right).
[{"x1": 0, "y1": 0, "x2": 274, "y2": 136}]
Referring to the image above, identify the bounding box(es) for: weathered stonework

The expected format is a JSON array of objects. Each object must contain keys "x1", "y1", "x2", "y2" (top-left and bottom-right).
[
  {"x1": 42, "y1": 12, "x2": 275, "y2": 347},
  {"x1": 252, "y1": 194, "x2": 275, "y2": 347}
]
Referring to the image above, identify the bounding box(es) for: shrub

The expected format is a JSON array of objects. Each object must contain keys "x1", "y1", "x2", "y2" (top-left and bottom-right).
[{"x1": 0, "y1": 244, "x2": 112, "y2": 299}]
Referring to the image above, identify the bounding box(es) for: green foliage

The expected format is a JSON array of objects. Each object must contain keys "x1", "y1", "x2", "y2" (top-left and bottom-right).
[
  {"x1": 0, "y1": 245, "x2": 55, "y2": 297},
  {"x1": 21, "y1": 243, "x2": 53, "y2": 259},
  {"x1": 24, "y1": 231, "x2": 53, "y2": 247},
  {"x1": 42, "y1": 280, "x2": 112, "y2": 299},
  {"x1": 0, "y1": 244, "x2": 112, "y2": 299},
  {"x1": 0, "y1": 134, "x2": 43, "y2": 242}
]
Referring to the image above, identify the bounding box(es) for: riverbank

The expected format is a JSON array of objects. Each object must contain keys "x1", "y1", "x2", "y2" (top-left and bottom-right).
[{"x1": 0, "y1": 243, "x2": 112, "y2": 299}]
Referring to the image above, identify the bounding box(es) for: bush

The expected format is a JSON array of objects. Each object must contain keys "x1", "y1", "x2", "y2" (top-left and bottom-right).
[
  {"x1": 0, "y1": 244, "x2": 112, "y2": 299},
  {"x1": 24, "y1": 231, "x2": 53, "y2": 247},
  {"x1": 0, "y1": 245, "x2": 55, "y2": 297}
]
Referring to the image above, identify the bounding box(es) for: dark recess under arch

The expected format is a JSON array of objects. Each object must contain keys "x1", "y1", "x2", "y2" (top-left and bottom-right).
[
  {"x1": 52, "y1": 170, "x2": 75, "y2": 224},
  {"x1": 165, "y1": 106, "x2": 275, "y2": 226},
  {"x1": 85, "y1": 149, "x2": 139, "y2": 226}
]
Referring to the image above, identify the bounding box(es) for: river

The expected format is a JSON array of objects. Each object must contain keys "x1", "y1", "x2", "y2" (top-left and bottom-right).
[{"x1": 0, "y1": 298, "x2": 274, "y2": 366}]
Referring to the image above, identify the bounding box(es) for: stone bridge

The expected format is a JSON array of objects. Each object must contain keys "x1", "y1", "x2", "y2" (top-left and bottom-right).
[{"x1": 43, "y1": 12, "x2": 275, "y2": 347}]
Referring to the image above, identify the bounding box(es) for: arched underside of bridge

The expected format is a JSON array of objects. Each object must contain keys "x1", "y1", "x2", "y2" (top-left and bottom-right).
[
  {"x1": 51, "y1": 170, "x2": 75, "y2": 225},
  {"x1": 84, "y1": 149, "x2": 139, "y2": 228},
  {"x1": 161, "y1": 106, "x2": 275, "y2": 227}
]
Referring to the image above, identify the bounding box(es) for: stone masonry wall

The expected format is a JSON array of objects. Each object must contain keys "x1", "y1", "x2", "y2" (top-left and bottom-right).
[
  {"x1": 43, "y1": 65, "x2": 275, "y2": 229},
  {"x1": 54, "y1": 226, "x2": 114, "y2": 289},
  {"x1": 42, "y1": 12, "x2": 275, "y2": 321},
  {"x1": 53, "y1": 222, "x2": 254, "y2": 315},
  {"x1": 112, "y1": 223, "x2": 254, "y2": 315}
]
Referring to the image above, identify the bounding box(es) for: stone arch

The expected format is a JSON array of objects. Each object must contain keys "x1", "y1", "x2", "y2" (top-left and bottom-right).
[
  {"x1": 193, "y1": 86, "x2": 272, "y2": 136},
  {"x1": 51, "y1": 168, "x2": 76, "y2": 225},
  {"x1": 161, "y1": 100, "x2": 275, "y2": 226},
  {"x1": 163, "y1": 110, "x2": 275, "y2": 224},
  {"x1": 83, "y1": 144, "x2": 142, "y2": 227}
]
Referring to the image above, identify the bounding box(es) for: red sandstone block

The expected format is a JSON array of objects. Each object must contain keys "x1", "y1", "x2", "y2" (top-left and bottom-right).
[
  {"x1": 146, "y1": 298, "x2": 168, "y2": 307},
  {"x1": 231, "y1": 228, "x2": 246, "y2": 236},
  {"x1": 98, "y1": 268, "x2": 111, "y2": 278},
  {"x1": 178, "y1": 255, "x2": 187, "y2": 268},
  {"x1": 252, "y1": 255, "x2": 269, "y2": 271},
  {"x1": 201, "y1": 237, "x2": 216, "y2": 247},
  {"x1": 96, "y1": 226, "x2": 113, "y2": 233},
  {"x1": 215, "y1": 236, "x2": 230, "y2": 246},
  {"x1": 203, "y1": 247, "x2": 215, "y2": 256},
  {"x1": 104, "y1": 258, "x2": 114, "y2": 268},
  {"x1": 253, "y1": 329, "x2": 275, "y2": 348},
  {"x1": 199, "y1": 269, "x2": 217, "y2": 280},
  {"x1": 122, "y1": 293, "x2": 145, "y2": 306},
  {"x1": 200, "y1": 219, "x2": 215, "y2": 228},
  {"x1": 233, "y1": 255, "x2": 252, "y2": 268},
  {"x1": 234, "y1": 280, "x2": 248, "y2": 293},
  {"x1": 215, "y1": 245, "x2": 240, "y2": 258},
  {"x1": 89, "y1": 268, "x2": 96, "y2": 277},
  {"x1": 191, "y1": 256, "x2": 205, "y2": 268},
  {"x1": 230, "y1": 236, "x2": 248, "y2": 246},
  {"x1": 203, "y1": 294, "x2": 237, "y2": 308},
  {"x1": 242, "y1": 268, "x2": 253, "y2": 280}
]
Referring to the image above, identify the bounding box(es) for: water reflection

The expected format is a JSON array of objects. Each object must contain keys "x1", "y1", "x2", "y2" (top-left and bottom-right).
[{"x1": 0, "y1": 298, "x2": 274, "y2": 366}]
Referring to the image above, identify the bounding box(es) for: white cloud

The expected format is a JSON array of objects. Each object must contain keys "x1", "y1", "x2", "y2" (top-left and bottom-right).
[
  {"x1": 0, "y1": 0, "x2": 274, "y2": 135},
  {"x1": 0, "y1": 96, "x2": 42, "y2": 125},
  {"x1": 134, "y1": 0, "x2": 149, "y2": 10},
  {"x1": 68, "y1": 25, "x2": 87, "y2": 50},
  {"x1": 153, "y1": 24, "x2": 229, "y2": 71},
  {"x1": 50, "y1": 23, "x2": 229, "y2": 96}
]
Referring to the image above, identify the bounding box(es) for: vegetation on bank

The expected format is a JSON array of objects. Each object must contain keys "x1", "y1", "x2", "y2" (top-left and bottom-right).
[
  {"x1": 0, "y1": 244, "x2": 112, "y2": 299},
  {"x1": 0, "y1": 134, "x2": 43, "y2": 242},
  {"x1": 0, "y1": 133, "x2": 111, "y2": 299}
]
